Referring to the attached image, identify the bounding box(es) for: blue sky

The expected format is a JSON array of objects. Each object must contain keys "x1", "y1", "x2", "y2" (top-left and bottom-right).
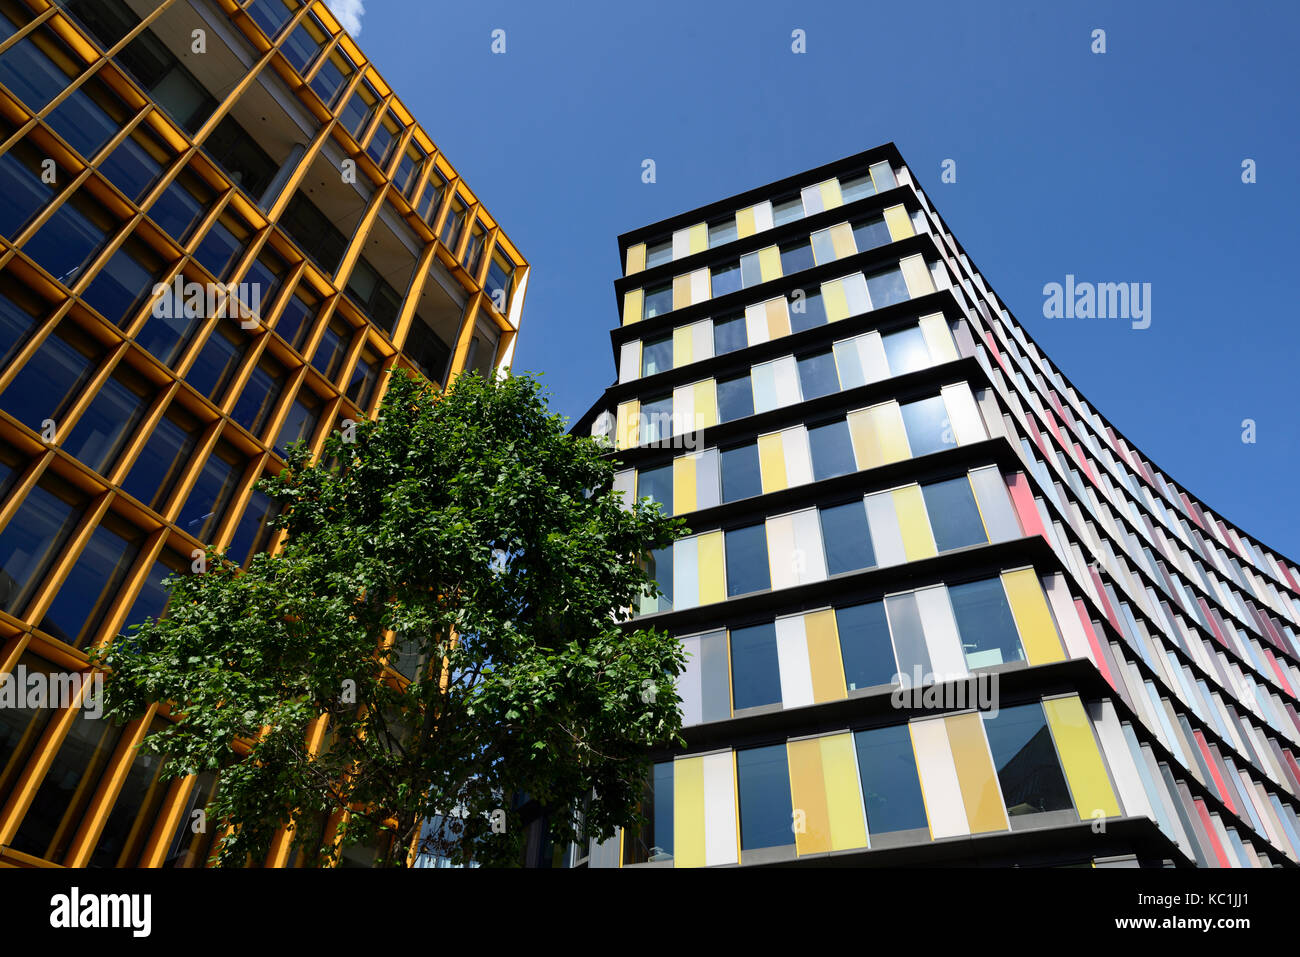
[{"x1": 341, "y1": 0, "x2": 1300, "y2": 560}]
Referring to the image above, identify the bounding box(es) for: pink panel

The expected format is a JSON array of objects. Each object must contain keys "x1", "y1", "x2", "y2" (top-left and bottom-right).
[
  {"x1": 1005, "y1": 472, "x2": 1047, "y2": 541},
  {"x1": 1074, "y1": 599, "x2": 1116, "y2": 690}
]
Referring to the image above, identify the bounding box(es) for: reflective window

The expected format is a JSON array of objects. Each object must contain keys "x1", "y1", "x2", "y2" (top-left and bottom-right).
[
  {"x1": 644, "y1": 240, "x2": 671, "y2": 269},
  {"x1": 864, "y1": 266, "x2": 909, "y2": 309},
  {"x1": 820, "y1": 500, "x2": 874, "y2": 576},
  {"x1": 710, "y1": 262, "x2": 741, "y2": 298},
  {"x1": 708, "y1": 218, "x2": 737, "y2": 247},
  {"x1": 736, "y1": 745, "x2": 793, "y2": 851},
  {"x1": 281, "y1": 10, "x2": 328, "y2": 74},
  {"x1": 639, "y1": 545, "x2": 672, "y2": 615},
  {"x1": 345, "y1": 258, "x2": 403, "y2": 334},
  {"x1": 99, "y1": 120, "x2": 171, "y2": 203},
  {"x1": 81, "y1": 233, "x2": 167, "y2": 326},
  {"x1": 148, "y1": 167, "x2": 214, "y2": 245},
  {"x1": 176, "y1": 439, "x2": 243, "y2": 542},
  {"x1": 47, "y1": 71, "x2": 132, "y2": 160},
  {"x1": 62, "y1": 362, "x2": 152, "y2": 474},
  {"x1": 641, "y1": 335, "x2": 672, "y2": 377},
  {"x1": 135, "y1": 278, "x2": 204, "y2": 368},
  {"x1": 439, "y1": 197, "x2": 465, "y2": 251},
  {"x1": 309, "y1": 47, "x2": 354, "y2": 106},
  {"x1": 121, "y1": 402, "x2": 204, "y2": 510},
  {"x1": 808, "y1": 419, "x2": 855, "y2": 481},
  {"x1": 0, "y1": 22, "x2": 82, "y2": 113},
  {"x1": 194, "y1": 210, "x2": 252, "y2": 282},
  {"x1": 921, "y1": 476, "x2": 987, "y2": 551},
  {"x1": 225, "y1": 486, "x2": 279, "y2": 567},
  {"x1": 187, "y1": 322, "x2": 248, "y2": 401},
  {"x1": 88, "y1": 716, "x2": 171, "y2": 867},
  {"x1": 280, "y1": 191, "x2": 347, "y2": 275},
  {"x1": 642, "y1": 282, "x2": 672, "y2": 320},
  {"x1": 204, "y1": 114, "x2": 278, "y2": 202},
  {"x1": 273, "y1": 287, "x2": 318, "y2": 351},
  {"x1": 1, "y1": 321, "x2": 101, "y2": 432},
  {"x1": 0, "y1": 137, "x2": 64, "y2": 237},
  {"x1": 229, "y1": 347, "x2": 287, "y2": 435},
  {"x1": 639, "y1": 394, "x2": 671, "y2": 444},
  {"x1": 882, "y1": 326, "x2": 931, "y2": 376},
  {"x1": 311, "y1": 317, "x2": 351, "y2": 380},
  {"x1": 24, "y1": 186, "x2": 116, "y2": 286},
  {"x1": 712, "y1": 312, "x2": 747, "y2": 355},
  {"x1": 778, "y1": 240, "x2": 814, "y2": 276},
  {"x1": 854, "y1": 724, "x2": 929, "y2": 835},
  {"x1": 636, "y1": 464, "x2": 672, "y2": 514},
  {"x1": 117, "y1": 27, "x2": 216, "y2": 134},
  {"x1": 0, "y1": 474, "x2": 85, "y2": 615},
  {"x1": 38, "y1": 513, "x2": 141, "y2": 648},
  {"x1": 901, "y1": 395, "x2": 957, "y2": 457},
  {"x1": 340, "y1": 79, "x2": 380, "y2": 138},
  {"x1": 247, "y1": 0, "x2": 297, "y2": 38},
  {"x1": 720, "y1": 443, "x2": 761, "y2": 503},
  {"x1": 983, "y1": 702, "x2": 1074, "y2": 817},
  {"x1": 851, "y1": 216, "x2": 891, "y2": 253},
  {"x1": 485, "y1": 252, "x2": 514, "y2": 313},
  {"x1": 716, "y1": 373, "x2": 753, "y2": 423},
  {"x1": 948, "y1": 578, "x2": 1025, "y2": 669},
  {"x1": 730, "y1": 622, "x2": 780, "y2": 710},
  {"x1": 772, "y1": 195, "x2": 802, "y2": 226},
  {"x1": 274, "y1": 386, "x2": 322, "y2": 458},
  {"x1": 725, "y1": 524, "x2": 769, "y2": 597},
  {"x1": 405, "y1": 310, "x2": 451, "y2": 386},
  {"x1": 0, "y1": 271, "x2": 48, "y2": 372},
  {"x1": 345, "y1": 344, "x2": 381, "y2": 408},
  {"x1": 788, "y1": 289, "x2": 827, "y2": 334},
  {"x1": 796, "y1": 350, "x2": 839, "y2": 401},
  {"x1": 836, "y1": 601, "x2": 896, "y2": 691},
  {"x1": 840, "y1": 174, "x2": 874, "y2": 204}
]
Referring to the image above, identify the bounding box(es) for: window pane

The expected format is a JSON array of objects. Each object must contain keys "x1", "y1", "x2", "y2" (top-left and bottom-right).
[
  {"x1": 716, "y1": 374, "x2": 752, "y2": 423},
  {"x1": 0, "y1": 323, "x2": 99, "y2": 431},
  {"x1": 788, "y1": 289, "x2": 826, "y2": 334},
  {"x1": 639, "y1": 545, "x2": 672, "y2": 615},
  {"x1": 882, "y1": 326, "x2": 931, "y2": 376},
  {"x1": 841, "y1": 174, "x2": 874, "y2": 204},
  {"x1": 636, "y1": 464, "x2": 672, "y2": 514},
  {"x1": 808, "y1": 420, "x2": 855, "y2": 481},
  {"x1": 820, "y1": 500, "x2": 874, "y2": 576},
  {"x1": 779, "y1": 241, "x2": 814, "y2": 276},
  {"x1": 24, "y1": 187, "x2": 115, "y2": 286},
  {"x1": 0, "y1": 138, "x2": 62, "y2": 237},
  {"x1": 229, "y1": 349, "x2": 286, "y2": 435},
  {"x1": 854, "y1": 724, "x2": 929, "y2": 835},
  {"x1": 730, "y1": 622, "x2": 780, "y2": 710},
  {"x1": 725, "y1": 524, "x2": 769, "y2": 597},
  {"x1": 641, "y1": 336, "x2": 672, "y2": 377},
  {"x1": 772, "y1": 197, "x2": 802, "y2": 226},
  {"x1": 121, "y1": 405, "x2": 202, "y2": 510},
  {"x1": 187, "y1": 323, "x2": 246, "y2": 400},
  {"x1": 225, "y1": 487, "x2": 278, "y2": 567},
  {"x1": 644, "y1": 240, "x2": 671, "y2": 269},
  {"x1": 851, "y1": 216, "x2": 891, "y2": 253},
  {"x1": 720, "y1": 443, "x2": 761, "y2": 503},
  {"x1": 47, "y1": 72, "x2": 131, "y2": 160},
  {"x1": 901, "y1": 395, "x2": 957, "y2": 457},
  {"x1": 796, "y1": 351, "x2": 839, "y2": 401},
  {"x1": 274, "y1": 389, "x2": 321, "y2": 458},
  {"x1": 983, "y1": 702, "x2": 1074, "y2": 817},
  {"x1": 643, "y1": 283, "x2": 672, "y2": 320},
  {"x1": 61, "y1": 367, "x2": 150, "y2": 474},
  {"x1": 38, "y1": 516, "x2": 140, "y2": 648},
  {"x1": 712, "y1": 313, "x2": 747, "y2": 355},
  {"x1": 99, "y1": 121, "x2": 170, "y2": 203},
  {"x1": 710, "y1": 262, "x2": 741, "y2": 298},
  {"x1": 836, "y1": 601, "x2": 896, "y2": 691},
  {"x1": 921, "y1": 477, "x2": 987, "y2": 551},
  {"x1": 865, "y1": 267, "x2": 909, "y2": 309},
  {"x1": 948, "y1": 578, "x2": 1025, "y2": 669},
  {"x1": 81, "y1": 234, "x2": 166, "y2": 326},
  {"x1": 0, "y1": 478, "x2": 83, "y2": 614},
  {"x1": 176, "y1": 442, "x2": 242, "y2": 541},
  {"x1": 639, "y1": 395, "x2": 671, "y2": 444},
  {"x1": 736, "y1": 745, "x2": 792, "y2": 851},
  {"x1": 708, "y1": 219, "x2": 737, "y2": 247}
]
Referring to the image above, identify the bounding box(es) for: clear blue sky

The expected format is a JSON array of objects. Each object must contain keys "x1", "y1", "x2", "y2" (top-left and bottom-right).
[{"x1": 342, "y1": 0, "x2": 1300, "y2": 561}]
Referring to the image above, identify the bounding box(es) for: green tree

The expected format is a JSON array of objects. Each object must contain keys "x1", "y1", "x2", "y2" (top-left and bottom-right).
[{"x1": 94, "y1": 370, "x2": 685, "y2": 867}]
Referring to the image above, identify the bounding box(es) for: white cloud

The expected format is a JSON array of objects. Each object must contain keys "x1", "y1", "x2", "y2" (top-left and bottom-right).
[{"x1": 324, "y1": 0, "x2": 366, "y2": 36}]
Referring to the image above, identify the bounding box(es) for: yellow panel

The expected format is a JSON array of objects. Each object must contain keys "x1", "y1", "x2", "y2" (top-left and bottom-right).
[
  {"x1": 829, "y1": 222, "x2": 856, "y2": 260},
  {"x1": 787, "y1": 738, "x2": 830, "y2": 855},
  {"x1": 883, "y1": 204, "x2": 915, "y2": 241},
  {"x1": 674, "y1": 756, "x2": 706, "y2": 868},
  {"x1": 847, "y1": 403, "x2": 910, "y2": 469},
  {"x1": 758, "y1": 246, "x2": 782, "y2": 282},
  {"x1": 673, "y1": 456, "x2": 697, "y2": 515},
  {"x1": 615, "y1": 399, "x2": 639, "y2": 451},
  {"x1": 697, "y1": 531, "x2": 725, "y2": 605},
  {"x1": 804, "y1": 609, "x2": 847, "y2": 703},
  {"x1": 918, "y1": 313, "x2": 959, "y2": 363},
  {"x1": 900, "y1": 254, "x2": 935, "y2": 298},
  {"x1": 764, "y1": 298, "x2": 791, "y2": 339},
  {"x1": 692, "y1": 379, "x2": 717, "y2": 430},
  {"x1": 672, "y1": 324, "x2": 693, "y2": 367},
  {"x1": 822, "y1": 278, "x2": 850, "y2": 322},
  {"x1": 622, "y1": 288, "x2": 643, "y2": 326},
  {"x1": 736, "y1": 207, "x2": 756, "y2": 239},
  {"x1": 944, "y1": 713, "x2": 1008, "y2": 834},
  {"x1": 892, "y1": 484, "x2": 937, "y2": 561},
  {"x1": 1043, "y1": 696, "x2": 1123, "y2": 819},
  {"x1": 672, "y1": 273, "x2": 692, "y2": 311},
  {"x1": 626, "y1": 243, "x2": 646, "y2": 275},
  {"x1": 758, "y1": 432, "x2": 789, "y2": 493},
  {"x1": 820, "y1": 734, "x2": 868, "y2": 850},
  {"x1": 688, "y1": 223, "x2": 708, "y2": 254},
  {"x1": 819, "y1": 179, "x2": 844, "y2": 210},
  {"x1": 1001, "y1": 569, "x2": 1067, "y2": 665}
]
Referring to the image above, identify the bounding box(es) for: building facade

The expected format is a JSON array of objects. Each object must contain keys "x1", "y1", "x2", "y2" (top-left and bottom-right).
[
  {"x1": 577, "y1": 144, "x2": 1300, "y2": 868},
  {"x1": 0, "y1": 0, "x2": 526, "y2": 867}
]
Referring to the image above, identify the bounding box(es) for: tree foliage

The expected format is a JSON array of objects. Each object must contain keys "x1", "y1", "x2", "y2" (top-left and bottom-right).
[{"x1": 95, "y1": 370, "x2": 685, "y2": 867}]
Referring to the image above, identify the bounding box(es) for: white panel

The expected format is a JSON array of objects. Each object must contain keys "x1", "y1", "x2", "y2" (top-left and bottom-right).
[
  {"x1": 843, "y1": 273, "x2": 871, "y2": 315},
  {"x1": 855, "y1": 331, "x2": 890, "y2": 384},
  {"x1": 775, "y1": 615, "x2": 814, "y2": 709},
  {"x1": 772, "y1": 355, "x2": 801, "y2": 408},
  {"x1": 915, "y1": 585, "x2": 968, "y2": 682},
  {"x1": 791, "y1": 509, "x2": 827, "y2": 584},
  {"x1": 1088, "y1": 701, "x2": 1154, "y2": 821},
  {"x1": 865, "y1": 492, "x2": 907, "y2": 566},
  {"x1": 671, "y1": 227, "x2": 691, "y2": 261},
  {"x1": 800, "y1": 184, "x2": 824, "y2": 216},
  {"x1": 782, "y1": 427, "x2": 813, "y2": 488},
  {"x1": 612, "y1": 469, "x2": 635, "y2": 511},
  {"x1": 678, "y1": 635, "x2": 703, "y2": 727},
  {"x1": 691, "y1": 320, "x2": 714, "y2": 362},
  {"x1": 941, "y1": 383, "x2": 987, "y2": 445},
  {"x1": 750, "y1": 361, "x2": 778, "y2": 413},
  {"x1": 752, "y1": 200, "x2": 774, "y2": 233},
  {"x1": 618, "y1": 341, "x2": 640, "y2": 384},
  {"x1": 672, "y1": 382, "x2": 695, "y2": 438},
  {"x1": 744, "y1": 302, "x2": 769, "y2": 346},
  {"x1": 909, "y1": 718, "x2": 970, "y2": 838},
  {"x1": 1043, "y1": 572, "x2": 1093, "y2": 662},
  {"x1": 766, "y1": 513, "x2": 798, "y2": 590},
  {"x1": 702, "y1": 751, "x2": 739, "y2": 866},
  {"x1": 690, "y1": 268, "x2": 710, "y2": 303},
  {"x1": 673, "y1": 537, "x2": 699, "y2": 610}
]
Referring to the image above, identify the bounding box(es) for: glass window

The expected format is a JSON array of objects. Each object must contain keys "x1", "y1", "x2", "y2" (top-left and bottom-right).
[
  {"x1": 864, "y1": 266, "x2": 909, "y2": 309},
  {"x1": 836, "y1": 601, "x2": 896, "y2": 691},
  {"x1": 461, "y1": 222, "x2": 487, "y2": 277},
  {"x1": 187, "y1": 322, "x2": 248, "y2": 401},
  {"x1": 778, "y1": 240, "x2": 814, "y2": 276},
  {"x1": 772, "y1": 195, "x2": 802, "y2": 226},
  {"x1": 840, "y1": 174, "x2": 874, "y2": 204},
  {"x1": 345, "y1": 258, "x2": 403, "y2": 334},
  {"x1": 46, "y1": 70, "x2": 132, "y2": 160},
  {"x1": 274, "y1": 287, "x2": 318, "y2": 351},
  {"x1": 247, "y1": 0, "x2": 297, "y2": 38},
  {"x1": 725, "y1": 524, "x2": 769, "y2": 597},
  {"x1": 176, "y1": 439, "x2": 243, "y2": 542},
  {"x1": 135, "y1": 277, "x2": 204, "y2": 368},
  {"x1": 0, "y1": 474, "x2": 85, "y2": 615},
  {"x1": 415, "y1": 169, "x2": 445, "y2": 224},
  {"x1": 147, "y1": 167, "x2": 214, "y2": 245},
  {"x1": 882, "y1": 326, "x2": 931, "y2": 376},
  {"x1": 37, "y1": 513, "x2": 141, "y2": 649},
  {"x1": 280, "y1": 191, "x2": 347, "y2": 275},
  {"x1": 808, "y1": 419, "x2": 855, "y2": 481},
  {"x1": 1, "y1": 321, "x2": 101, "y2": 432},
  {"x1": 854, "y1": 724, "x2": 929, "y2": 835},
  {"x1": 710, "y1": 262, "x2": 741, "y2": 298},
  {"x1": 639, "y1": 545, "x2": 672, "y2": 615},
  {"x1": 736, "y1": 745, "x2": 793, "y2": 851},
  {"x1": 720, "y1": 443, "x2": 761, "y2": 503},
  {"x1": 117, "y1": 29, "x2": 216, "y2": 134},
  {"x1": 637, "y1": 464, "x2": 672, "y2": 514},
  {"x1": 194, "y1": 210, "x2": 252, "y2": 282},
  {"x1": 24, "y1": 186, "x2": 116, "y2": 287},
  {"x1": 224, "y1": 486, "x2": 279, "y2": 567},
  {"x1": 715, "y1": 373, "x2": 753, "y2": 423},
  {"x1": 281, "y1": 11, "x2": 328, "y2": 74},
  {"x1": 404, "y1": 310, "x2": 452, "y2": 386},
  {"x1": 274, "y1": 386, "x2": 322, "y2": 458},
  {"x1": 851, "y1": 216, "x2": 891, "y2": 253},
  {"x1": 117, "y1": 547, "x2": 188, "y2": 636},
  {"x1": 240, "y1": 245, "x2": 289, "y2": 319},
  {"x1": 729, "y1": 622, "x2": 780, "y2": 710},
  {"x1": 309, "y1": 47, "x2": 354, "y2": 107},
  {"x1": 787, "y1": 288, "x2": 827, "y2": 334},
  {"x1": 311, "y1": 317, "x2": 351, "y2": 380},
  {"x1": 367, "y1": 112, "x2": 401, "y2": 169},
  {"x1": 345, "y1": 344, "x2": 381, "y2": 408},
  {"x1": 642, "y1": 282, "x2": 672, "y2": 320},
  {"x1": 484, "y1": 252, "x2": 514, "y2": 313},
  {"x1": 121, "y1": 402, "x2": 204, "y2": 511},
  {"x1": 81, "y1": 233, "x2": 167, "y2": 326},
  {"x1": 0, "y1": 136, "x2": 64, "y2": 237},
  {"x1": 203, "y1": 114, "x2": 277, "y2": 202},
  {"x1": 921, "y1": 477, "x2": 987, "y2": 552},
  {"x1": 712, "y1": 312, "x2": 747, "y2": 355},
  {"x1": 708, "y1": 218, "x2": 737, "y2": 247},
  {"x1": 88, "y1": 715, "x2": 171, "y2": 868},
  {"x1": 983, "y1": 702, "x2": 1074, "y2": 817},
  {"x1": 644, "y1": 240, "x2": 672, "y2": 269},
  {"x1": 0, "y1": 270, "x2": 49, "y2": 373},
  {"x1": 948, "y1": 578, "x2": 1025, "y2": 669},
  {"x1": 639, "y1": 394, "x2": 671, "y2": 444},
  {"x1": 901, "y1": 395, "x2": 957, "y2": 457},
  {"x1": 820, "y1": 500, "x2": 874, "y2": 576},
  {"x1": 61, "y1": 362, "x2": 151, "y2": 475},
  {"x1": 339, "y1": 79, "x2": 380, "y2": 138},
  {"x1": 99, "y1": 119, "x2": 171, "y2": 203},
  {"x1": 796, "y1": 350, "x2": 839, "y2": 401},
  {"x1": 641, "y1": 335, "x2": 672, "y2": 377},
  {"x1": 394, "y1": 143, "x2": 424, "y2": 198},
  {"x1": 0, "y1": 22, "x2": 82, "y2": 113},
  {"x1": 229, "y1": 347, "x2": 287, "y2": 435}
]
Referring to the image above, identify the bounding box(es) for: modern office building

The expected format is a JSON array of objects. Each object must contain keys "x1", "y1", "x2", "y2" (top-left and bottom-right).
[
  {"x1": 0, "y1": 0, "x2": 527, "y2": 867},
  {"x1": 576, "y1": 143, "x2": 1300, "y2": 868}
]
